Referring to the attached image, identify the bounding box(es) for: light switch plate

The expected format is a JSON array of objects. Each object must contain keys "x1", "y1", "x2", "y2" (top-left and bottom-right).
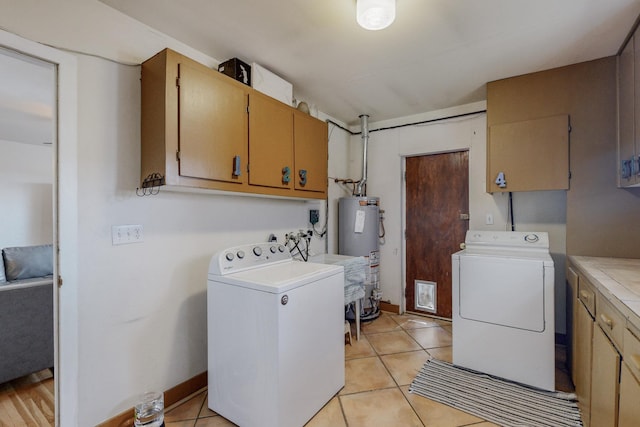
[{"x1": 486, "y1": 213, "x2": 494, "y2": 225}]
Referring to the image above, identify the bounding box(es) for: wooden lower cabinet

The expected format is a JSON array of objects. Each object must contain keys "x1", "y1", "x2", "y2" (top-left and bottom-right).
[
  {"x1": 574, "y1": 299, "x2": 593, "y2": 427},
  {"x1": 619, "y1": 362, "x2": 640, "y2": 427},
  {"x1": 567, "y1": 267, "x2": 578, "y2": 378},
  {"x1": 590, "y1": 325, "x2": 621, "y2": 427}
]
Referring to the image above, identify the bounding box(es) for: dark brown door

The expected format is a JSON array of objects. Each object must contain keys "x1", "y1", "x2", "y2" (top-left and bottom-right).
[{"x1": 405, "y1": 151, "x2": 469, "y2": 318}]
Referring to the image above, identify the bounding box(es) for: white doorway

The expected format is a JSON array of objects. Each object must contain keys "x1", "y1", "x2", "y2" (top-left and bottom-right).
[{"x1": 0, "y1": 29, "x2": 79, "y2": 426}]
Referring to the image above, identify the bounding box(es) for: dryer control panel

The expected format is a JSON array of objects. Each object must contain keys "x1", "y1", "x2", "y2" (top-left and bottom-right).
[
  {"x1": 209, "y1": 243, "x2": 291, "y2": 275},
  {"x1": 464, "y1": 230, "x2": 549, "y2": 252}
]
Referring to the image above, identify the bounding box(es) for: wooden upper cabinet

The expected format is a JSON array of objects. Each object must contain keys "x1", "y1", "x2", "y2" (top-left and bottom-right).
[
  {"x1": 248, "y1": 91, "x2": 294, "y2": 189},
  {"x1": 487, "y1": 114, "x2": 570, "y2": 192},
  {"x1": 141, "y1": 48, "x2": 327, "y2": 199},
  {"x1": 293, "y1": 110, "x2": 328, "y2": 193},
  {"x1": 178, "y1": 60, "x2": 248, "y2": 184},
  {"x1": 618, "y1": 34, "x2": 636, "y2": 186}
]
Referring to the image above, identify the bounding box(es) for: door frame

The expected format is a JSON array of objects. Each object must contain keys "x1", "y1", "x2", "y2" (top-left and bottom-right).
[
  {"x1": 401, "y1": 149, "x2": 470, "y2": 315},
  {"x1": 0, "y1": 29, "x2": 79, "y2": 426}
]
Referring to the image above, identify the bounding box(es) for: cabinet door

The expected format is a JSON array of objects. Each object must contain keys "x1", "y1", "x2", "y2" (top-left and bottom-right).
[
  {"x1": 567, "y1": 267, "x2": 578, "y2": 380},
  {"x1": 619, "y1": 35, "x2": 635, "y2": 186},
  {"x1": 575, "y1": 300, "x2": 593, "y2": 427},
  {"x1": 293, "y1": 111, "x2": 327, "y2": 193},
  {"x1": 248, "y1": 92, "x2": 294, "y2": 189},
  {"x1": 178, "y1": 61, "x2": 248, "y2": 184},
  {"x1": 591, "y1": 325, "x2": 621, "y2": 427},
  {"x1": 619, "y1": 362, "x2": 640, "y2": 427},
  {"x1": 487, "y1": 114, "x2": 569, "y2": 192}
]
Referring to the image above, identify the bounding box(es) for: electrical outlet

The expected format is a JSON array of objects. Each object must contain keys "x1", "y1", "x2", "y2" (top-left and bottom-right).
[
  {"x1": 112, "y1": 224, "x2": 144, "y2": 245},
  {"x1": 309, "y1": 209, "x2": 319, "y2": 225}
]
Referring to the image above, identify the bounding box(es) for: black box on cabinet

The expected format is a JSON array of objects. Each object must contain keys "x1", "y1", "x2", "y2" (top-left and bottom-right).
[{"x1": 218, "y1": 58, "x2": 251, "y2": 86}]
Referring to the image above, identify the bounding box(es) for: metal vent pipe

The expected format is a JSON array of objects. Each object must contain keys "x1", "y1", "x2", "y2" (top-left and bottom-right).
[{"x1": 355, "y1": 114, "x2": 369, "y2": 196}]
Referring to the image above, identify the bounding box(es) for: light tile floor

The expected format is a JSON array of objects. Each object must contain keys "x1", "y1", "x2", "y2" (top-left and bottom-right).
[{"x1": 164, "y1": 312, "x2": 574, "y2": 427}]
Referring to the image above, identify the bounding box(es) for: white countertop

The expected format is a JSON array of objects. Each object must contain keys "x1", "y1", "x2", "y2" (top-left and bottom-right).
[{"x1": 570, "y1": 256, "x2": 640, "y2": 335}]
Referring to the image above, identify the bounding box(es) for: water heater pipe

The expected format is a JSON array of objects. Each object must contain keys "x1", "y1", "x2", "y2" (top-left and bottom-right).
[{"x1": 355, "y1": 114, "x2": 369, "y2": 196}]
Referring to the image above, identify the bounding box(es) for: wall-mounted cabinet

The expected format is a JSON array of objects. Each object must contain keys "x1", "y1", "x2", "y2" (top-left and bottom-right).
[
  {"x1": 140, "y1": 48, "x2": 327, "y2": 199},
  {"x1": 617, "y1": 29, "x2": 640, "y2": 187},
  {"x1": 248, "y1": 91, "x2": 294, "y2": 190},
  {"x1": 618, "y1": 34, "x2": 636, "y2": 186},
  {"x1": 293, "y1": 110, "x2": 328, "y2": 193},
  {"x1": 486, "y1": 114, "x2": 570, "y2": 193},
  {"x1": 178, "y1": 58, "x2": 248, "y2": 185}
]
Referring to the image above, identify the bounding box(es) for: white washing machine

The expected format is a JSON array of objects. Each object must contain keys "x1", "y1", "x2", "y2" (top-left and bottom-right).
[
  {"x1": 207, "y1": 243, "x2": 345, "y2": 427},
  {"x1": 452, "y1": 230, "x2": 555, "y2": 391}
]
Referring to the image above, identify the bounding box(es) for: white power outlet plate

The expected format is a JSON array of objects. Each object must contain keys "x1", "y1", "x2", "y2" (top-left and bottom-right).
[{"x1": 112, "y1": 224, "x2": 144, "y2": 245}]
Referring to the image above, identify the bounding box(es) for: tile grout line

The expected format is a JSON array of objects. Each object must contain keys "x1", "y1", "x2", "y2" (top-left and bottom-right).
[{"x1": 366, "y1": 314, "x2": 429, "y2": 426}]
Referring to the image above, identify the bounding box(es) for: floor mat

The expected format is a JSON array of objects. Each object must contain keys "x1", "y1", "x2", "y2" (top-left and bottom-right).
[{"x1": 409, "y1": 359, "x2": 582, "y2": 427}]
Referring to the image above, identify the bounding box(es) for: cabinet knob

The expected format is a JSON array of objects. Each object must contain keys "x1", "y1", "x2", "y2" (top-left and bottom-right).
[
  {"x1": 299, "y1": 169, "x2": 307, "y2": 186},
  {"x1": 599, "y1": 314, "x2": 614, "y2": 329},
  {"x1": 631, "y1": 354, "x2": 640, "y2": 371}
]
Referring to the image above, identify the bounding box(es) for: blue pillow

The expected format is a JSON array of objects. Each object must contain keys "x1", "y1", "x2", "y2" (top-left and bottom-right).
[{"x1": 2, "y1": 244, "x2": 53, "y2": 281}]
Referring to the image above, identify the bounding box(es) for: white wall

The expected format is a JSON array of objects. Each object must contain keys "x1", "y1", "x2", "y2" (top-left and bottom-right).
[
  {"x1": 0, "y1": 1, "x2": 330, "y2": 425},
  {"x1": 324, "y1": 117, "x2": 356, "y2": 254},
  {"x1": 359, "y1": 103, "x2": 567, "y2": 334},
  {"x1": 0, "y1": 140, "x2": 53, "y2": 246}
]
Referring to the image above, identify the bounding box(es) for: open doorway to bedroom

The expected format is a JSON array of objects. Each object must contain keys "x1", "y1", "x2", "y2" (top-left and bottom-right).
[{"x1": 0, "y1": 46, "x2": 56, "y2": 425}]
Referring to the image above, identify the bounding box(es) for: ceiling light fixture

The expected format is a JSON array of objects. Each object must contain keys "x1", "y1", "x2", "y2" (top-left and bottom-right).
[{"x1": 357, "y1": 0, "x2": 396, "y2": 31}]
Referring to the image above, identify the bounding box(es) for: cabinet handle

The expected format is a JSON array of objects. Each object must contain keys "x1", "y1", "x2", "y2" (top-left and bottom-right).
[
  {"x1": 579, "y1": 290, "x2": 591, "y2": 301},
  {"x1": 599, "y1": 314, "x2": 614, "y2": 329},
  {"x1": 621, "y1": 158, "x2": 633, "y2": 179},
  {"x1": 233, "y1": 156, "x2": 241, "y2": 177},
  {"x1": 299, "y1": 169, "x2": 307, "y2": 186}
]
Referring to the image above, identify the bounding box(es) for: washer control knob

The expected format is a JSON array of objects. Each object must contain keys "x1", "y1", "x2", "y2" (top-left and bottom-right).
[
  {"x1": 278, "y1": 245, "x2": 285, "y2": 253},
  {"x1": 253, "y1": 246, "x2": 263, "y2": 256},
  {"x1": 270, "y1": 246, "x2": 277, "y2": 254},
  {"x1": 225, "y1": 252, "x2": 234, "y2": 262},
  {"x1": 237, "y1": 250, "x2": 245, "y2": 259}
]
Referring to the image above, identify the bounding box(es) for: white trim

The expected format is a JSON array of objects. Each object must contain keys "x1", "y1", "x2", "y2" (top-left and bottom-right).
[{"x1": 0, "y1": 29, "x2": 79, "y2": 427}]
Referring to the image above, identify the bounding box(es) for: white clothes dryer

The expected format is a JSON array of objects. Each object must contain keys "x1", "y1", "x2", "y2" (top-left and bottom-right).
[
  {"x1": 207, "y1": 243, "x2": 345, "y2": 427},
  {"x1": 452, "y1": 230, "x2": 555, "y2": 391}
]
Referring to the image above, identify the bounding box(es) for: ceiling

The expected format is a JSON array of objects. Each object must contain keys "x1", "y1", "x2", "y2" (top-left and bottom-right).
[{"x1": 99, "y1": 0, "x2": 640, "y2": 125}]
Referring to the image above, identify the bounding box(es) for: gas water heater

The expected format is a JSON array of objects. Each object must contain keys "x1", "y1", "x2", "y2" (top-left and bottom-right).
[{"x1": 338, "y1": 196, "x2": 381, "y2": 320}]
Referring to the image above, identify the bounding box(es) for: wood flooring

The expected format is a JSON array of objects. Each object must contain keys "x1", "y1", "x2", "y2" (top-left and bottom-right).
[{"x1": 0, "y1": 369, "x2": 54, "y2": 427}]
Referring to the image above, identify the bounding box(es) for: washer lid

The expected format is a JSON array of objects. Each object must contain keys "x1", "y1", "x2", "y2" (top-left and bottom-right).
[{"x1": 208, "y1": 260, "x2": 343, "y2": 293}]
